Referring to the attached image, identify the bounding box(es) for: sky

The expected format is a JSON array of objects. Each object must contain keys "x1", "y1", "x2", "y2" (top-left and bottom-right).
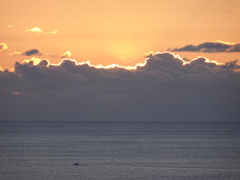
[
  {"x1": 1, "y1": 0, "x2": 240, "y2": 68},
  {"x1": 1, "y1": 0, "x2": 240, "y2": 121}
]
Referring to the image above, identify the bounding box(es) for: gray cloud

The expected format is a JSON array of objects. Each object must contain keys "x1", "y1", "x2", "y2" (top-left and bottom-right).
[
  {"x1": 38, "y1": 59, "x2": 49, "y2": 66},
  {"x1": 1, "y1": 52, "x2": 240, "y2": 122},
  {"x1": 170, "y1": 41, "x2": 240, "y2": 53},
  {"x1": 22, "y1": 49, "x2": 42, "y2": 56}
]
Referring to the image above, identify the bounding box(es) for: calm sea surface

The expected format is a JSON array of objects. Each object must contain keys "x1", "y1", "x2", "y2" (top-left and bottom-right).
[{"x1": 0, "y1": 121, "x2": 240, "y2": 180}]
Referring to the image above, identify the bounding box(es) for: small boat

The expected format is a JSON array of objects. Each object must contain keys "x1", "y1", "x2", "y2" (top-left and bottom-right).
[{"x1": 73, "y1": 162, "x2": 79, "y2": 166}]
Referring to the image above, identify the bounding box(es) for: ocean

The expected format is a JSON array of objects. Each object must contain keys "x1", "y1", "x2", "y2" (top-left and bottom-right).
[{"x1": 0, "y1": 121, "x2": 240, "y2": 180}]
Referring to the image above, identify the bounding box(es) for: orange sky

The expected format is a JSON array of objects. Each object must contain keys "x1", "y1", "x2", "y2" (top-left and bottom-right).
[{"x1": 1, "y1": 0, "x2": 240, "y2": 69}]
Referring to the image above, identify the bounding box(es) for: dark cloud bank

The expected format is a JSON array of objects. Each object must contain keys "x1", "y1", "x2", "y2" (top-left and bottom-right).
[
  {"x1": 170, "y1": 41, "x2": 240, "y2": 53},
  {"x1": 1, "y1": 52, "x2": 240, "y2": 122}
]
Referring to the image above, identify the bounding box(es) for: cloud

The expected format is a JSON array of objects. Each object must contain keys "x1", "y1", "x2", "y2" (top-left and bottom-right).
[
  {"x1": 1, "y1": 52, "x2": 240, "y2": 122},
  {"x1": 170, "y1": 41, "x2": 240, "y2": 53},
  {"x1": 9, "y1": 50, "x2": 21, "y2": 56},
  {"x1": 22, "y1": 49, "x2": 42, "y2": 56},
  {"x1": 61, "y1": 51, "x2": 71, "y2": 58},
  {"x1": 0, "y1": 43, "x2": 8, "y2": 51},
  {"x1": 20, "y1": 57, "x2": 43, "y2": 65},
  {"x1": 47, "y1": 30, "x2": 59, "y2": 34},
  {"x1": 38, "y1": 59, "x2": 50, "y2": 66},
  {"x1": 25, "y1": 27, "x2": 58, "y2": 34},
  {"x1": 9, "y1": 49, "x2": 60, "y2": 58},
  {"x1": 25, "y1": 27, "x2": 43, "y2": 33}
]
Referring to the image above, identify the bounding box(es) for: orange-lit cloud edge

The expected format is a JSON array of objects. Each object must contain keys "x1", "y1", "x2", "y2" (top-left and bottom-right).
[
  {"x1": 0, "y1": 43, "x2": 8, "y2": 51},
  {"x1": 5, "y1": 51, "x2": 223, "y2": 72},
  {"x1": 1, "y1": 40, "x2": 238, "y2": 72}
]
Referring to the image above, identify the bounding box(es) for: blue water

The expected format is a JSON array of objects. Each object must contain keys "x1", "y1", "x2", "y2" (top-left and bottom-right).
[{"x1": 0, "y1": 121, "x2": 240, "y2": 180}]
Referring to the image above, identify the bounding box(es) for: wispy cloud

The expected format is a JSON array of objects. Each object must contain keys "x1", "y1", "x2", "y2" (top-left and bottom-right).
[
  {"x1": 169, "y1": 41, "x2": 240, "y2": 53},
  {"x1": 46, "y1": 30, "x2": 59, "y2": 34},
  {"x1": 8, "y1": 48, "x2": 63, "y2": 58},
  {"x1": 25, "y1": 27, "x2": 43, "y2": 33},
  {"x1": 25, "y1": 27, "x2": 59, "y2": 34},
  {"x1": 1, "y1": 52, "x2": 240, "y2": 122},
  {"x1": 9, "y1": 50, "x2": 21, "y2": 56}
]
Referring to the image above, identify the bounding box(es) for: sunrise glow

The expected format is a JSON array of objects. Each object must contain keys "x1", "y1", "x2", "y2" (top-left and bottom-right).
[
  {"x1": 0, "y1": 0, "x2": 239, "y2": 69},
  {"x1": 107, "y1": 41, "x2": 139, "y2": 59}
]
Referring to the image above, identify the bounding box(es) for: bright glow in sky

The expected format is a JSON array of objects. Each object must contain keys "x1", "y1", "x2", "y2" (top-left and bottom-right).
[{"x1": 0, "y1": 0, "x2": 240, "y2": 69}]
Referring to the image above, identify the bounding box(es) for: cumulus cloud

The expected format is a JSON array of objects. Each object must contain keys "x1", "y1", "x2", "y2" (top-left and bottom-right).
[
  {"x1": 170, "y1": 41, "x2": 240, "y2": 53},
  {"x1": 0, "y1": 43, "x2": 8, "y2": 51},
  {"x1": 20, "y1": 57, "x2": 43, "y2": 65},
  {"x1": 38, "y1": 59, "x2": 50, "y2": 66},
  {"x1": 1, "y1": 52, "x2": 240, "y2": 122},
  {"x1": 22, "y1": 49, "x2": 42, "y2": 56},
  {"x1": 25, "y1": 27, "x2": 43, "y2": 33}
]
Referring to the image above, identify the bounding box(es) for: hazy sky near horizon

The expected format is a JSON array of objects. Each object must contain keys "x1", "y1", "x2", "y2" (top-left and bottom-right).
[
  {"x1": 1, "y1": 0, "x2": 240, "y2": 69},
  {"x1": 1, "y1": 0, "x2": 240, "y2": 122}
]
